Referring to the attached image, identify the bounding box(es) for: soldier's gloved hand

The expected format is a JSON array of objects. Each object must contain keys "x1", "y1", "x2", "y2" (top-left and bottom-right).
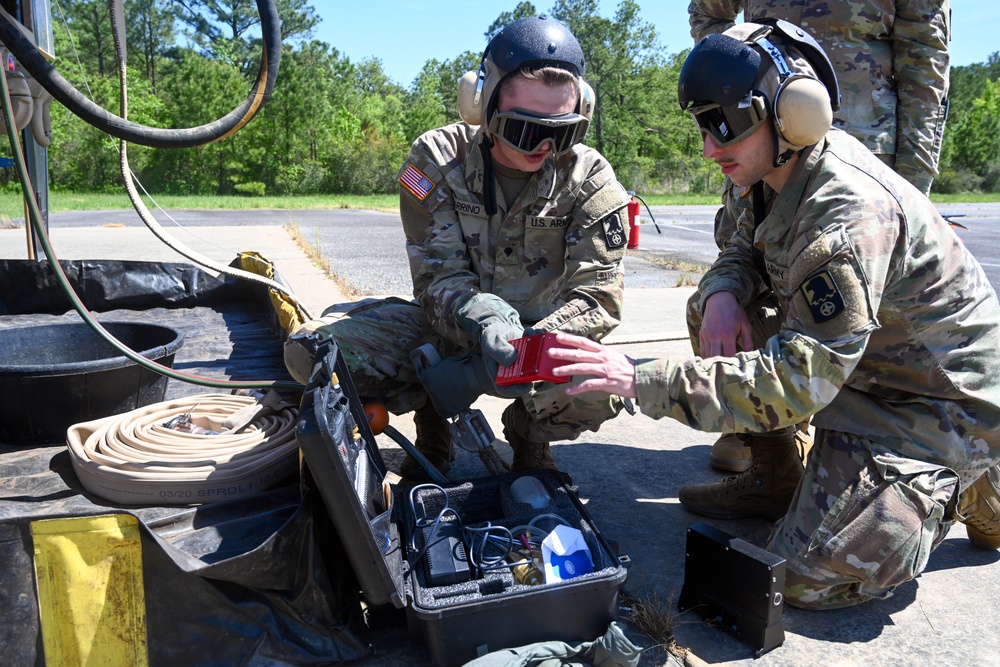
[
  {"x1": 467, "y1": 353, "x2": 533, "y2": 399},
  {"x1": 416, "y1": 354, "x2": 479, "y2": 418},
  {"x1": 417, "y1": 353, "x2": 532, "y2": 419},
  {"x1": 455, "y1": 294, "x2": 524, "y2": 366}
]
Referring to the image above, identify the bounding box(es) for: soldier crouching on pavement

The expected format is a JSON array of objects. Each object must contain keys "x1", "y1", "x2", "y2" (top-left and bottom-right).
[
  {"x1": 284, "y1": 16, "x2": 631, "y2": 480},
  {"x1": 685, "y1": 0, "x2": 952, "y2": 478},
  {"x1": 545, "y1": 20, "x2": 1000, "y2": 609}
]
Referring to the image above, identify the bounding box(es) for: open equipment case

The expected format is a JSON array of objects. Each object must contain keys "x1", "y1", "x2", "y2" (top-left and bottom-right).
[{"x1": 296, "y1": 342, "x2": 630, "y2": 666}]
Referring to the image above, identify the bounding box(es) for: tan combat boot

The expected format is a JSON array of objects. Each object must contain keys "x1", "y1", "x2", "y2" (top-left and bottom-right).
[
  {"x1": 794, "y1": 421, "x2": 814, "y2": 464},
  {"x1": 710, "y1": 422, "x2": 812, "y2": 473},
  {"x1": 680, "y1": 430, "x2": 804, "y2": 520},
  {"x1": 400, "y1": 403, "x2": 453, "y2": 480},
  {"x1": 709, "y1": 433, "x2": 752, "y2": 472},
  {"x1": 501, "y1": 402, "x2": 558, "y2": 472},
  {"x1": 955, "y1": 466, "x2": 1000, "y2": 550}
]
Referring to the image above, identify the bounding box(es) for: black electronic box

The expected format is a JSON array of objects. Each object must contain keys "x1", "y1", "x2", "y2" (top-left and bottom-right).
[{"x1": 678, "y1": 522, "x2": 786, "y2": 657}]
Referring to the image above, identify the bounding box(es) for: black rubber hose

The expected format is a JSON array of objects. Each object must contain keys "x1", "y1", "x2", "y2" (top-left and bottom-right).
[{"x1": 0, "y1": 0, "x2": 280, "y2": 148}]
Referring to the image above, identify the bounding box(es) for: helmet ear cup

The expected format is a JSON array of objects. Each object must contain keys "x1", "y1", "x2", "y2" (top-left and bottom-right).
[
  {"x1": 458, "y1": 69, "x2": 484, "y2": 125},
  {"x1": 773, "y1": 75, "x2": 832, "y2": 146}
]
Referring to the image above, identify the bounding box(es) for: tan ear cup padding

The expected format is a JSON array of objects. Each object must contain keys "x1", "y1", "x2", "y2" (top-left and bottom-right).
[
  {"x1": 458, "y1": 70, "x2": 483, "y2": 125},
  {"x1": 773, "y1": 75, "x2": 832, "y2": 147}
]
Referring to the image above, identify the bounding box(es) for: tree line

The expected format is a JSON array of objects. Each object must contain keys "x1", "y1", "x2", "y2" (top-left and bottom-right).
[{"x1": 16, "y1": 0, "x2": 1000, "y2": 198}]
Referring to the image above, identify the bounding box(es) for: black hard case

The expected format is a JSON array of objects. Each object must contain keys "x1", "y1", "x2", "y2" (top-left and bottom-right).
[{"x1": 296, "y1": 344, "x2": 629, "y2": 666}]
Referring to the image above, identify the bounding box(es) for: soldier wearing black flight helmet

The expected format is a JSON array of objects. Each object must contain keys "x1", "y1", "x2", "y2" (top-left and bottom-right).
[
  {"x1": 679, "y1": 19, "x2": 841, "y2": 168},
  {"x1": 546, "y1": 20, "x2": 1000, "y2": 610},
  {"x1": 284, "y1": 16, "x2": 632, "y2": 481}
]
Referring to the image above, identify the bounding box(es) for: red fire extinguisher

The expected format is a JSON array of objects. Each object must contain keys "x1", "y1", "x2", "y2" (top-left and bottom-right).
[{"x1": 627, "y1": 194, "x2": 641, "y2": 249}]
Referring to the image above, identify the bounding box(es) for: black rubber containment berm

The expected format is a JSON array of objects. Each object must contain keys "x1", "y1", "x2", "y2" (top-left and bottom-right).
[{"x1": 0, "y1": 321, "x2": 184, "y2": 444}]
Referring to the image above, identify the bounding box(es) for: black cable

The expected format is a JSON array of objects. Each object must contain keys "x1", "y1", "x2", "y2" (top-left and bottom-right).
[
  {"x1": 0, "y1": 1, "x2": 280, "y2": 148},
  {"x1": 480, "y1": 136, "x2": 498, "y2": 215},
  {"x1": 464, "y1": 522, "x2": 518, "y2": 575},
  {"x1": 631, "y1": 193, "x2": 662, "y2": 234},
  {"x1": 382, "y1": 426, "x2": 449, "y2": 484}
]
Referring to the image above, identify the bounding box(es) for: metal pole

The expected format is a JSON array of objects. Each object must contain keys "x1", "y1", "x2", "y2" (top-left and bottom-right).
[{"x1": 22, "y1": 129, "x2": 48, "y2": 260}]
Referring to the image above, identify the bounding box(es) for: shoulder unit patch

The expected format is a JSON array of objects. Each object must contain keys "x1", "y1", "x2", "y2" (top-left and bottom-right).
[
  {"x1": 800, "y1": 270, "x2": 845, "y2": 323},
  {"x1": 602, "y1": 212, "x2": 627, "y2": 249}
]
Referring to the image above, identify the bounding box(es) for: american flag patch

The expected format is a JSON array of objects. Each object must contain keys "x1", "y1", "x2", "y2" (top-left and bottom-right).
[{"x1": 399, "y1": 164, "x2": 435, "y2": 201}]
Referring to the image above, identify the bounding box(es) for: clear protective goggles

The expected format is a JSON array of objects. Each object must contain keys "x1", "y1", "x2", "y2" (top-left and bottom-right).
[
  {"x1": 487, "y1": 109, "x2": 589, "y2": 156},
  {"x1": 688, "y1": 97, "x2": 766, "y2": 147}
]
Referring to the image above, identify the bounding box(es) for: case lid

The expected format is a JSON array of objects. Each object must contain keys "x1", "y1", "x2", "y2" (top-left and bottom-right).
[{"x1": 296, "y1": 341, "x2": 406, "y2": 608}]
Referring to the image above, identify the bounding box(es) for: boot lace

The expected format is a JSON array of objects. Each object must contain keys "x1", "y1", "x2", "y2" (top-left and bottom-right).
[
  {"x1": 964, "y1": 513, "x2": 1000, "y2": 534},
  {"x1": 720, "y1": 466, "x2": 765, "y2": 493}
]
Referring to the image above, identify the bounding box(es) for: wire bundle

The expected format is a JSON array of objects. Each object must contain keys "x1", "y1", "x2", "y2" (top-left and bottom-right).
[
  {"x1": 408, "y1": 484, "x2": 569, "y2": 583},
  {"x1": 65, "y1": 393, "x2": 299, "y2": 505}
]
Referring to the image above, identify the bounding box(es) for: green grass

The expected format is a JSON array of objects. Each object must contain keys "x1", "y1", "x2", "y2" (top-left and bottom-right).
[
  {"x1": 926, "y1": 192, "x2": 1000, "y2": 204},
  {"x1": 0, "y1": 189, "x2": 996, "y2": 225},
  {"x1": 629, "y1": 193, "x2": 721, "y2": 206},
  {"x1": 0, "y1": 192, "x2": 400, "y2": 223}
]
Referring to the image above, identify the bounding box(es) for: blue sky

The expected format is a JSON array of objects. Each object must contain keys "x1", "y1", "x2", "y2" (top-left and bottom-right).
[{"x1": 313, "y1": 0, "x2": 995, "y2": 87}]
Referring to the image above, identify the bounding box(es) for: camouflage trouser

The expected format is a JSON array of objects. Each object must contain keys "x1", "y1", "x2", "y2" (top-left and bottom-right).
[
  {"x1": 767, "y1": 429, "x2": 959, "y2": 609},
  {"x1": 284, "y1": 297, "x2": 623, "y2": 443}
]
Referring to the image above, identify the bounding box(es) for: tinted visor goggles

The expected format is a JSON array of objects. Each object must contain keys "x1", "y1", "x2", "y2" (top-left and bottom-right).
[
  {"x1": 688, "y1": 97, "x2": 766, "y2": 147},
  {"x1": 488, "y1": 109, "x2": 589, "y2": 156}
]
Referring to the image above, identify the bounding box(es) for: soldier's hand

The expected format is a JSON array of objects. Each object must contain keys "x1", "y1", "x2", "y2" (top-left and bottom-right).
[
  {"x1": 547, "y1": 332, "x2": 638, "y2": 399},
  {"x1": 480, "y1": 319, "x2": 522, "y2": 366},
  {"x1": 700, "y1": 291, "x2": 754, "y2": 357},
  {"x1": 455, "y1": 294, "x2": 524, "y2": 366}
]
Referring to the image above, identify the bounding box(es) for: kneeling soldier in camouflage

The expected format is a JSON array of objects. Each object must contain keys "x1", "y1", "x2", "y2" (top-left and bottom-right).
[{"x1": 547, "y1": 20, "x2": 1000, "y2": 609}]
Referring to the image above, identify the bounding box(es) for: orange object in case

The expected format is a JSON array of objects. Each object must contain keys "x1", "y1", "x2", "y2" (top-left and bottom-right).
[{"x1": 495, "y1": 333, "x2": 571, "y2": 386}]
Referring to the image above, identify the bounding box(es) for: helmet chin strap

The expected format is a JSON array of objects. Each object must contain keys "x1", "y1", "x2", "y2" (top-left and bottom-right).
[
  {"x1": 770, "y1": 119, "x2": 797, "y2": 167},
  {"x1": 480, "y1": 135, "x2": 498, "y2": 215}
]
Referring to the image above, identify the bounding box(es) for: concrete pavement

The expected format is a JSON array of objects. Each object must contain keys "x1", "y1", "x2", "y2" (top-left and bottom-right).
[{"x1": 2, "y1": 213, "x2": 998, "y2": 667}]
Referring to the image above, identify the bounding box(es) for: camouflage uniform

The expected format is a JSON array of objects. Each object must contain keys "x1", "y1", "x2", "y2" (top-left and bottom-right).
[
  {"x1": 287, "y1": 122, "x2": 630, "y2": 444},
  {"x1": 635, "y1": 129, "x2": 1000, "y2": 607},
  {"x1": 688, "y1": 0, "x2": 951, "y2": 195},
  {"x1": 687, "y1": 2, "x2": 950, "y2": 471}
]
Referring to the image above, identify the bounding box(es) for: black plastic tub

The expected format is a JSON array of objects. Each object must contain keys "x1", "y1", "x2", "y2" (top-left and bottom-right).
[{"x1": 0, "y1": 321, "x2": 184, "y2": 445}]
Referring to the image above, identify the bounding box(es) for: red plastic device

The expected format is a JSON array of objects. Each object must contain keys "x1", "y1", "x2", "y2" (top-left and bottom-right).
[{"x1": 495, "y1": 332, "x2": 571, "y2": 386}]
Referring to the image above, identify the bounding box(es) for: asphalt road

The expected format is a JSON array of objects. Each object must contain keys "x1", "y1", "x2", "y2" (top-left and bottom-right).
[{"x1": 38, "y1": 201, "x2": 1000, "y2": 295}]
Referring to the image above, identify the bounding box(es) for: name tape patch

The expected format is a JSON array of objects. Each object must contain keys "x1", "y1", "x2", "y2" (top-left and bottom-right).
[{"x1": 455, "y1": 200, "x2": 485, "y2": 217}]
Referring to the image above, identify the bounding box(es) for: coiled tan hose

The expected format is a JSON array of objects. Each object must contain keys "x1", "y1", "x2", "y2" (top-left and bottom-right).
[{"x1": 66, "y1": 393, "x2": 299, "y2": 505}]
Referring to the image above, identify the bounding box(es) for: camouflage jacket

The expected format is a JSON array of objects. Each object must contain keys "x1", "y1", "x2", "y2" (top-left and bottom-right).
[
  {"x1": 397, "y1": 122, "x2": 630, "y2": 347},
  {"x1": 688, "y1": 0, "x2": 951, "y2": 195},
  {"x1": 635, "y1": 129, "x2": 1000, "y2": 474}
]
